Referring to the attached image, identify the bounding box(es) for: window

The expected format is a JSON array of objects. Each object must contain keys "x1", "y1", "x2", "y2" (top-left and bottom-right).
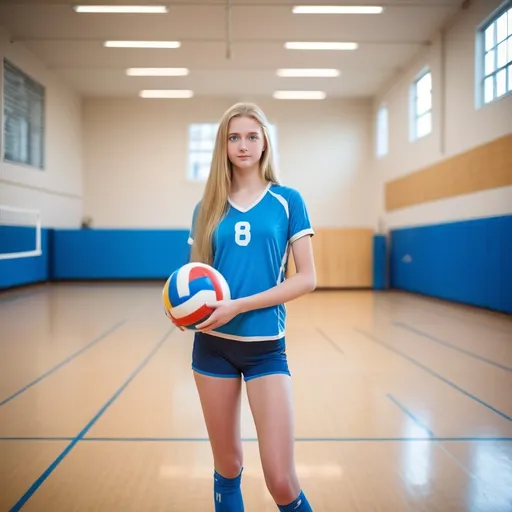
[
  {"x1": 188, "y1": 122, "x2": 278, "y2": 181},
  {"x1": 3, "y1": 59, "x2": 45, "y2": 169},
  {"x1": 188, "y1": 123, "x2": 218, "y2": 181},
  {"x1": 376, "y1": 104, "x2": 388, "y2": 158},
  {"x1": 479, "y1": 3, "x2": 512, "y2": 105},
  {"x1": 410, "y1": 69, "x2": 432, "y2": 141}
]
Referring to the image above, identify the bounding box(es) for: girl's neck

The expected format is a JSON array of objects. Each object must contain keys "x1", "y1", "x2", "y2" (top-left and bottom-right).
[{"x1": 230, "y1": 166, "x2": 267, "y2": 192}]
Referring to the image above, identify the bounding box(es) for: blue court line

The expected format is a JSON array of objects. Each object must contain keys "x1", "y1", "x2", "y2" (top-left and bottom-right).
[
  {"x1": 386, "y1": 393, "x2": 490, "y2": 484},
  {"x1": 386, "y1": 394, "x2": 435, "y2": 437},
  {"x1": 8, "y1": 327, "x2": 174, "y2": 512},
  {"x1": 316, "y1": 328, "x2": 345, "y2": 355},
  {"x1": 406, "y1": 300, "x2": 512, "y2": 337},
  {"x1": 0, "y1": 319, "x2": 127, "y2": 408},
  {"x1": 393, "y1": 321, "x2": 512, "y2": 373},
  {"x1": 82, "y1": 436, "x2": 512, "y2": 443},
  {"x1": 1, "y1": 436, "x2": 512, "y2": 442},
  {"x1": 354, "y1": 328, "x2": 512, "y2": 423}
]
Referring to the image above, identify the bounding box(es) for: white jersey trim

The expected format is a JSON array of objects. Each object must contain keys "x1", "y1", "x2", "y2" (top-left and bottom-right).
[
  {"x1": 228, "y1": 182, "x2": 271, "y2": 213},
  {"x1": 202, "y1": 330, "x2": 285, "y2": 342},
  {"x1": 268, "y1": 190, "x2": 289, "y2": 218},
  {"x1": 289, "y1": 228, "x2": 315, "y2": 244}
]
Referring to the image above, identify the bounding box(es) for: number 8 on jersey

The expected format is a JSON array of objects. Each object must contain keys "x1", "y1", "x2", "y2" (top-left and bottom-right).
[{"x1": 234, "y1": 221, "x2": 251, "y2": 246}]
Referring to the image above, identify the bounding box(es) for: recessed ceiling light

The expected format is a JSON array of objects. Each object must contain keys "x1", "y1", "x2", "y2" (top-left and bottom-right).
[
  {"x1": 139, "y1": 89, "x2": 194, "y2": 98},
  {"x1": 127, "y1": 68, "x2": 189, "y2": 76},
  {"x1": 104, "y1": 41, "x2": 181, "y2": 48},
  {"x1": 276, "y1": 68, "x2": 340, "y2": 77},
  {"x1": 74, "y1": 5, "x2": 168, "y2": 13},
  {"x1": 292, "y1": 5, "x2": 384, "y2": 14},
  {"x1": 284, "y1": 42, "x2": 358, "y2": 50},
  {"x1": 273, "y1": 91, "x2": 326, "y2": 100}
]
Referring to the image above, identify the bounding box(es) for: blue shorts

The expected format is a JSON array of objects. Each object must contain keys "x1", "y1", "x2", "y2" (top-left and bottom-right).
[{"x1": 192, "y1": 332, "x2": 291, "y2": 382}]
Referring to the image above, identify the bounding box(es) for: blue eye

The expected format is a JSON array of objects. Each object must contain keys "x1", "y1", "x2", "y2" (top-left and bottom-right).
[{"x1": 228, "y1": 134, "x2": 259, "y2": 141}]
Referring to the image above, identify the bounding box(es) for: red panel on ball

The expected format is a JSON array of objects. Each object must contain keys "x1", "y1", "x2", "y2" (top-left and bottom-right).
[
  {"x1": 174, "y1": 303, "x2": 213, "y2": 326},
  {"x1": 189, "y1": 266, "x2": 210, "y2": 281},
  {"x1": 189, "y1": 265, "x2": 224, "y2": 301}
]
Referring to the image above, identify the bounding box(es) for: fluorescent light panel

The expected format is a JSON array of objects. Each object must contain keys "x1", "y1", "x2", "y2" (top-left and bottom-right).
[
  {"x1": 105, "y1": 41, "x2": 181, "y2": 48},
  {"x1": 273, "y1": 91, "x2": 326, "y2": 100},
  {"x1": 285, "y1": 42, "x2": 358, "y2": 50},
  {"x1": 127, "y1": 68, "x2": 189, "y2": 76},
  {"x1": 277, "y1": 68, "x2": 340, "y2": 77},
  {"x1": 292, "y1": 5, "x2": 383, "y2": 14},
  {"x1": 139, "y1": 89, "x2": 194, "y2": 98},
  {"x1": 74, "y1": 5, "x2": 168, "y2": 13}
]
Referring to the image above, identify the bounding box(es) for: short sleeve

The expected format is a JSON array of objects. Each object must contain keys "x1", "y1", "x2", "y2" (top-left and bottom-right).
[
  {"x1": 188, "y1": 201, "x2": 201, "y2": 246},
  {"x1": 288, "y1": 189, "x2": 314, "y2": 244}
]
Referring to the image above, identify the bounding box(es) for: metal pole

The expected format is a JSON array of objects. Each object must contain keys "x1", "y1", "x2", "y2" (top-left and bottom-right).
[{"x1": 226, "y1": 0, "x2": 232, "y2": 60}]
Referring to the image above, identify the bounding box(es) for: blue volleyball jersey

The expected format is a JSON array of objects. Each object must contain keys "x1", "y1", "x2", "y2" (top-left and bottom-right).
[{"x1": 188, "y1": 183, "x2": 314, "y2": 341}]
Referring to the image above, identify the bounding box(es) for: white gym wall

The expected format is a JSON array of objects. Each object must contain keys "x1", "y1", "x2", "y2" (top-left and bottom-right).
[
  {"x1": 0, "y1": 25, "x2": 83, "y2": 228},
  {"x1": 372, "y1": 0, "x2": 512, "y2": 230}
]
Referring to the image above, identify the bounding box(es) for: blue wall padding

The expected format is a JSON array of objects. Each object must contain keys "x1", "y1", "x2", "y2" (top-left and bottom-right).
[
  {"x1": 373, "y1": 234, "x2": 387, "y2": 290},
  {"x1": 0, "y1": 227, "x2": 50, "y2": 289},
  {"x1": 2, "y1": 216, "x2": 511, "y2": 316},
  {"x1": 0, "y1": 225, "x2": 37, "y2": 254},
  {"x1": 390, "y1": 215, "x2": 512, "y2": 314},
  {"x1": 51, "y1": 229, "x2": 190, "y2": 280}
]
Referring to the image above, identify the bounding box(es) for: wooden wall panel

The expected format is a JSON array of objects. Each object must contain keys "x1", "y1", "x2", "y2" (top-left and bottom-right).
[
  {"x1": 287, "y1": 228, "x2": 374, "y2": 288},
  {"x1": 386, "y1": 134, "x2": 512, "y2": 211}
]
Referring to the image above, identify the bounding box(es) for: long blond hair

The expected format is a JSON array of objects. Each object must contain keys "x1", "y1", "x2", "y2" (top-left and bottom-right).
[{"x1": 191, "y1": 102, "x2": 279, "y2": 265}]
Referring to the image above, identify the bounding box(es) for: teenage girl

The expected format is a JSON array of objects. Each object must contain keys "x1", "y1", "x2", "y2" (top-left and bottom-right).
[{"x1": 172, "y1": 102, "x2": 316, "y2": 511}]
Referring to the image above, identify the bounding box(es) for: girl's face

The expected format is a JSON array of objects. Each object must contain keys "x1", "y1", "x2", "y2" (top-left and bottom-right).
[{"x1": 226, "y1": 115, "x2": 266, "y2": 172}]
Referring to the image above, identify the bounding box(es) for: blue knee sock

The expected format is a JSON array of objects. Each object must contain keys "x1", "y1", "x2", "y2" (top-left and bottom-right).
[
  {"x1": 277, "y1": 490, "x2": 313, "y2": 511},
  {"x1": 214, "y1": 468, "x2": 244, "y2": 511}
]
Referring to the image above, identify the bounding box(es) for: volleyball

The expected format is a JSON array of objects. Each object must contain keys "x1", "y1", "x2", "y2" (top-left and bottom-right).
[{"x1": 162, "y1": 262, "x2": 231, "y2": 330}]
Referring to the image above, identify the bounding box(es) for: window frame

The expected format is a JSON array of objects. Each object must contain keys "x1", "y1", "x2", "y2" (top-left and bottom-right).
[
  {"x1": 376, "y1": 103, "x2": 388, "y2": 158},
  {"x1": 409, "y1": 67, "x2": 433, "y2": 142},
  {"x1": 475, "y1": 0, "x2": 512, "y2": 108},
  {"x1": 2, "y1": 58, "x2": 46, "y2": 170},
  {"x1": 187, "y1": 122, "x2": 219, "y2": 182}
]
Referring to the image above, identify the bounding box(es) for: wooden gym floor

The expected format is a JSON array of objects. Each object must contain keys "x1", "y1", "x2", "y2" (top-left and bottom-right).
[{"x1": 0, "y1": 282, "x2": 511, "y2": 511}]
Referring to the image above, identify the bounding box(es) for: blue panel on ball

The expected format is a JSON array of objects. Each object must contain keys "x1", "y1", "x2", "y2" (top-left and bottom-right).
[
  {"x1": 188, "y1": 276, "x2": 215, "y2": 295},
  {"x1": 167, "y1": 274, "x2": 215, "y2": 307},
  {"x1": 169, "y1": 271, "x2": 182, "y2": 306}
]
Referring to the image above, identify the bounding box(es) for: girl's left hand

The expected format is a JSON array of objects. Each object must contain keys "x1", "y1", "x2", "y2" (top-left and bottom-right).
[{"x1": 196, "y1": 300, "x2": 242, "y2": 331}]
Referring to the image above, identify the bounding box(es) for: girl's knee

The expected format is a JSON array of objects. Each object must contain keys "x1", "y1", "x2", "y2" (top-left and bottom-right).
[
  {"x1": 214, "y1": 454, "x2": 243, "y2": 479},
  {"x1": 265, "y1": 473, "x2": 300, "y2": 505}
]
